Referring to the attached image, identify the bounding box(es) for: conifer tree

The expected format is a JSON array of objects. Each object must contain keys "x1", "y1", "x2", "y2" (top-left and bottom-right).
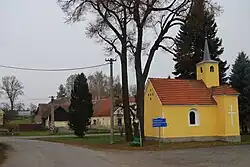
[
  {"x1": 173, "y1": 3, "x2": 229, "y2": 84},
  {"x1": 230, "y1": 52, "x2": 250, "y2": 113},
  {"x1": 229, "y1": 51, "x2": 250, "y2": 132},
  {"x1": 68, "y1": 73, "x2": 93, "y2": 137}
]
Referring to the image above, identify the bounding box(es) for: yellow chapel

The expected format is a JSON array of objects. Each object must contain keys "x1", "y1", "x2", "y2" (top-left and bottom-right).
[{"x1": 144, "y1": 39, "x2": 241, "y2": 142}]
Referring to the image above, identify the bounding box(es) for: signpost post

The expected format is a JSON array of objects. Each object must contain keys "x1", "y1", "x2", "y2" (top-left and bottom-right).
[{"x1": 152, "y1": 117, "x2": 167, "y2": 147}]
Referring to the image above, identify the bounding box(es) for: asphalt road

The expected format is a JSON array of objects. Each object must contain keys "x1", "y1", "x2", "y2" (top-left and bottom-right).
[{"x1": 1, "y1": 137, "x2": 250, "y2": 167}]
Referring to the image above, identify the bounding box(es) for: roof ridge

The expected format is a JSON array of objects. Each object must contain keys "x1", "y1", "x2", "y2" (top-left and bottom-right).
[
  {"x1": 149, "y1": 77, "x2": 198, "y2": 81},
  {"x1": 149, "y1": 78, "x2": 206, "y2": 83}
]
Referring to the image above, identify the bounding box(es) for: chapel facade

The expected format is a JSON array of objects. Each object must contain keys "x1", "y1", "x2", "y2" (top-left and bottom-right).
[{"x1": 144, "y1": 39, "x2": 241, "y2": 142}]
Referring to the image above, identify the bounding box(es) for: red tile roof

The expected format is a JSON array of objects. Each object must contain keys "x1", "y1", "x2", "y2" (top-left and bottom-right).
[
  {"x1": 149, "y1": 78, "x2": 215, "y2": 105},
  {"x1": 211, "y1": 85, "x2": 239, "y2": 95},
  {"x1": 92, "y1": 97, "x2": 135, "y2": 117},
  {"x1": 93, "y1": 99, "x2": 111, "y2": 117},
  {"x1": 149, "y1": 78, "x2": 239, "y2": 105}
]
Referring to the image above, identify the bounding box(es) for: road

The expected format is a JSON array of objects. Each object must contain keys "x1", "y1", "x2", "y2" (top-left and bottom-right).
[{"x1": 1, "y1": 137, "x2": 250, "y2": 167}]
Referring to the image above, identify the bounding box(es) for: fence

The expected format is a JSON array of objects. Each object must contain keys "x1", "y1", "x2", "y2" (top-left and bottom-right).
[{"x1": 5, "y1": 123, "x2": 45, "y2": 132}]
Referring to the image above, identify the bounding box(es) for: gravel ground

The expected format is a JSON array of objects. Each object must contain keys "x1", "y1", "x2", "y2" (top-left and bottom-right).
[{"x1": 0, "y1": 137, "x2": 250, "y2": 167}]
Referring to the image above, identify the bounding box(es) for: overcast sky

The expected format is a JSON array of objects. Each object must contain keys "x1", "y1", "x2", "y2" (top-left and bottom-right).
[{"x1": 0, "y1": 0, "x2": 250, "y2": 107}]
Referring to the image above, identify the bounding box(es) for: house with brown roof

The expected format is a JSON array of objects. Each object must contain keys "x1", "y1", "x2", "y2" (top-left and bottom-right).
[
  {"x1": 91, "y1": 98, "x2": 136, "y2": 128},
  {"x1": 144, "y1": 39, "x2": 241, "y2": 142},
  {"x1": 35, "y1": 97, "x2": 70, "y2": 129}
]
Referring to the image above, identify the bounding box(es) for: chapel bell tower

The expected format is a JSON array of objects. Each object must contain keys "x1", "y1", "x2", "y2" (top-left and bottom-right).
[{"x1": 196, "y1": 38, "x2": 220, "y2": 88}]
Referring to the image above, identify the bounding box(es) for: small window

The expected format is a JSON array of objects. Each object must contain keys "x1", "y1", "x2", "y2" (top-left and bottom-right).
[
  {"x1": 200, "y1": 67, "x2": 203, "y2": 73},
  {"x1": 93, "y1": 120, "x2": 96, "y2": 125},
  {"x1": 210, "y1": 66, "x2": 214, "y2": 72},
  {"x1": 188, "y1": 109, "x2": 200, "y2": 126}
]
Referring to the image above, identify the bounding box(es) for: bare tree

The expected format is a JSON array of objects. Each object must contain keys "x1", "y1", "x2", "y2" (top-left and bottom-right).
[
  {"x1": 29, "y1": 103, "x2": 37, "y2": 111},
  {"x1": 29, "y1": 103, "x2": 38, "y2": 123},
  {"x1": 58, "y1": 0, "x2": 195, "y2": 141},
  {"x1": 15, "y1": 102, "x2": 25, "y2": 111},
  {"x1": 58, "y1": 0, "x2": 135, "y2": 142},
  {"x1": 57, "y1": 84, "x2": 67, "y2": 99},
  {"x1": 129, "y1": 85, "x2": 137, "y2": 97},
  {"x1": 88, "y1": 71, "x2": 109, "y2": 99},
  {"x1": 65, "y1": 74, "x2": 78, "y2": 96},
  {"x1": 1, "y1": 76, "x2": 24, "y2": 112},
  {"x1": 0, "y1": 102, "x2": 10, "y2": 112},
  {"x1": 113, "y1": 76, "x2": 122, "y2": 98}
]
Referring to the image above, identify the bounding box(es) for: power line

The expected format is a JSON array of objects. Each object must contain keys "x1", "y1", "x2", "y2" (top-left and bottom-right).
[{"x1": 0, "y1": 63, "x2": 109, "y2": 72}]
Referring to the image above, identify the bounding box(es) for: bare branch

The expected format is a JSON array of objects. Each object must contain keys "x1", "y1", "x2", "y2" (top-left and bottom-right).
[
  {"x1": 97, "y1": 32, "x2": 121, "y2": 56},
  {"x1": 142, "y1": 0, "x2": 192, "y2": 80},
  {"x1": 158, "y1": 44, "x2": 175, "y2": 54},
  {"x1": 0, "y1": 76, "x2": 24, "y2": 111},
  {"x1": 152, "y1": 0, "x2": 178, "y2": 11}
]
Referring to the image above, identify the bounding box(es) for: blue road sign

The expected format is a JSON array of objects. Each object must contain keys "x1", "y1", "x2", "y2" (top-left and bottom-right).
[{"x1": 152, "y1": 118, "x2": 167, "y2": 128}]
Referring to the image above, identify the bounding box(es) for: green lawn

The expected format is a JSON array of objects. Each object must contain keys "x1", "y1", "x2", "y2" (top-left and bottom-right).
[
  {"x1": 16, "y1": 128, "x2": 113, "y2": 136},
  {"x1": 18, "y1": 130, "x2": 73, "y2": 136},
  {"x1": 18, "y1": 131, "x2": 51, "y2": 136},
  {"x1": 9, "y1": 117, "x2": 32, "y2": 125},
  {"x1": 87, "y1": 128, "x2": 118, "y2": 134},
  {"x1": 39, "y1": 135, "x2": 124, "y2": 144},
  {"x1": 242, "y1": 134, "x2": 250, "y2": 142},
  {"x1": 36, "y1": 134, "x2": 250, "y2": 151}
]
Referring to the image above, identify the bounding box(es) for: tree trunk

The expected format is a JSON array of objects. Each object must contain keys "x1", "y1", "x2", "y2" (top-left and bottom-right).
[
  {"x1": 136, "y1": 79, "x2": 145, "y2": 139},
  {"x1": 10, "y1": 100, "x2": 14, "y2": 112},
  {"x1": 120, "y1": 50, "x2": 133, "y2": 142},
  {"x1": 133, "y1": 122, "x2": 139, "y2": 137}
]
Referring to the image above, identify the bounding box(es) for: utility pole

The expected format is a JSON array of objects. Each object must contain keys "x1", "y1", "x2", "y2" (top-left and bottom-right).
[
  {"x1": 49, "y1": 96, "x2": 55, "y2": 133},
  {"x1": 105, "y1": 57, "x2": 116, "y2": 144}
]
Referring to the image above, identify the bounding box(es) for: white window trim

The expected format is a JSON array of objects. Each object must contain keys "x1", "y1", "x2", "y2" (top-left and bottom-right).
[{"x1": 188, "y1": 109, "x2": 200, "y2": 127}]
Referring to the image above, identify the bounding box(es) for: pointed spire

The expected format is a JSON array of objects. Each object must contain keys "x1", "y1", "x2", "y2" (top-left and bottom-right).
[{"x1": 203, "y1": 37, "x2": 211, "y2": 61}]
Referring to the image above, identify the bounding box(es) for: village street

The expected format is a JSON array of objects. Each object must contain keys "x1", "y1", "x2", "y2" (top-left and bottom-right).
[{"x1": 1, "y1": 137, "x2": 250, "y2": 167}]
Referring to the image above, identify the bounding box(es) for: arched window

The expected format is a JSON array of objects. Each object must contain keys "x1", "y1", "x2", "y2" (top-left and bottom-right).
[
  {"x1": 210, "y1": 66, "x2": 214, "y2": 72},
  {"x1": 200, "y1": 67, "x2": 203, "y2": 73},
  {"x1": 189, "y1": 111, "x2": 196, "y2": 125},
  {"x1": 188, "y1": 109, "x2": 200, "y2": 126}
]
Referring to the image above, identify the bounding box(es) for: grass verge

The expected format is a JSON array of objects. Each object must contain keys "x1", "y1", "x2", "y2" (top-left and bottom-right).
[
  {"x1": 17, "y1": 128, "x2": 116, "y2": 136},
  {"x1": 0, "y1": 143, "x2": 10, "y2": 165},
  {"x1": 35, "y1": 134, "x2": 250, "y2": 151},
  {"x1": 9, "y1": 117, "x2": 32, "y2": 125},
  {"x1": 17, "y1": 131, "x2": 73, "y2": 136}
]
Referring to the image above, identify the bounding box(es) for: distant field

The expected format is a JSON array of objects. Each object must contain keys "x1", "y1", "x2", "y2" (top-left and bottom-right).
[{"x1": 9, "y1": 117, "x2": 32, "y2": 125}]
